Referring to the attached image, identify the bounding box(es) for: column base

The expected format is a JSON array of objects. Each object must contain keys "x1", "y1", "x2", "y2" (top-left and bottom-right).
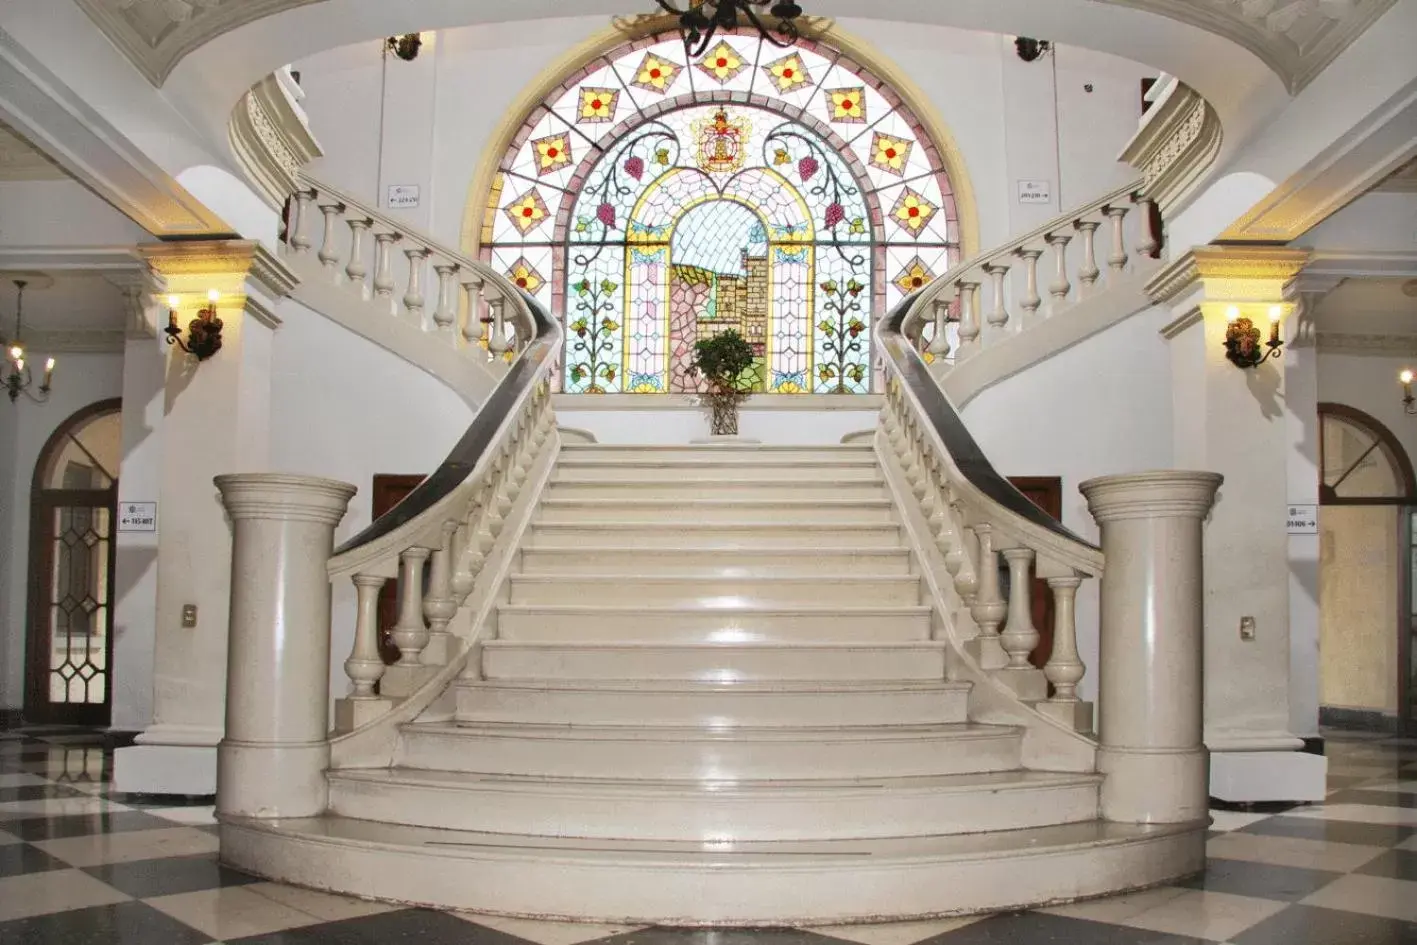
[
  {"x1": 217, "y1": 739, "x2": 329, "y2": 819},
  {"x1": 1098, "y1": 745, "x2": 1208, "y2": 824},
  {"x1": 114, "y1": 725, "x2": 222, "y2": 795},
  {"x1": 1209, "y1": 747, "x2": 1327, "y2": 803}
]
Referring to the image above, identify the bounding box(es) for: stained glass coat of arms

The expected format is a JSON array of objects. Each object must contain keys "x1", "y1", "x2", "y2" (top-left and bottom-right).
[{"x1": 481, "y1": 28, "x2": 958, "y2": 394}]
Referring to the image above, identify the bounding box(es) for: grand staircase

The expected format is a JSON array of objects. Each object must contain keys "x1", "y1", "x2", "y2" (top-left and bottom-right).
[{"x1": 222, "y1": 443, "x2": 1204, "y2": 923}]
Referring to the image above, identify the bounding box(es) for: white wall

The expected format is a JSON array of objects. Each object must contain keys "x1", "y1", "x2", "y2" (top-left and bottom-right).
[
  {"x1": 1299, "y1": 193, "x2": 1417, "y2": 254},
  {"x1": 268, "y1": 298, "x2": 474, "y2": 703},
  {"x1": 959, "y1": 305, "x2": 1175, "y2": 700},
  {"x1": 0, "y1": 353, "x2": 125, "y2": 711},
  {"x1": 294, "y1": 19, "x2": 1154, "y2": 255}
]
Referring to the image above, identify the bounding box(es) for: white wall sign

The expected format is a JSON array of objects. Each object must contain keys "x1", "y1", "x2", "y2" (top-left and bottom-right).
[
  {"x1": 1017, "y1": 179, "x2": 1052, "y2": 204},
  {"x1": 386, "y1": 184, "x2": 420, "y2": 209},
  {"x1": 1286, "y1": 504, "x2": 1318, "y2": 535},
  {"x1": 119, "y1": 501, "x2": 158, "y2": 532}
]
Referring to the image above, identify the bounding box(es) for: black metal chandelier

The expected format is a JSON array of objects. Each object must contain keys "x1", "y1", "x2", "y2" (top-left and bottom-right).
[{"x1": 654, "y1": 1, "x2": 805, "y2": 56}]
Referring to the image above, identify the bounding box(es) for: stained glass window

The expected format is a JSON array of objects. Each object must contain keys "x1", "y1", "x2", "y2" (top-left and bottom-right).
[{"x1": 480, "y1": 28, "x2": 958, "y2": 394}]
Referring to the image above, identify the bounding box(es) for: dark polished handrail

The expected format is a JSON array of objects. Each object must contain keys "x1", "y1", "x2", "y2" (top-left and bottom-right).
[
  {"x1": 333, "y1": 294, "x2": 561, "y2": 557},
  {"x1": 879, "y1": 296, "x2": 1097, "y2": 550}
]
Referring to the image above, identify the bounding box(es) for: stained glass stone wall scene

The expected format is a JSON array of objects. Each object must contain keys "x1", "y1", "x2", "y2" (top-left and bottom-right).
[{"x1": 481, "y1": 28, "x2": 958, "y2": 394}]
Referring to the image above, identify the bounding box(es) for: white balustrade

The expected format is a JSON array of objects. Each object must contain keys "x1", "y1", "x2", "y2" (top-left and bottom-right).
[
  {"x1": 1104, "y1": 206, "x2": 1130, "y2": 271},
  {"x1": 372, "y1": 231, "x2": 400, "y2": 299},
  {"x1": 1044, "y1": 576, "x2": 1084, "y2": 701},
  {"x1": 999, "y1": 547, "x2": 1040, "y2": 669},
  {"x1": 1017, "y1": 248, "x2": 1043, "y2": 316},
  {"x1": 1045, "y1": 233, "x2": 1072, "y2": 304},
  {"x1": 1074, "y1": 220, "x2": 1101, "y2": 288},
  {"x1": 403, "y1": 248, "x2": 430, "y2": 319},
  {"x1": 983, "y1": 264, "x2": 1009, "y2": 330}
]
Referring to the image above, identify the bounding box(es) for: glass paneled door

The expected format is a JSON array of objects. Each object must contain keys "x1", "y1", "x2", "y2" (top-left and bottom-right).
[{"x1": 24, "y1": 401, "x2": 121, "y2": 725}]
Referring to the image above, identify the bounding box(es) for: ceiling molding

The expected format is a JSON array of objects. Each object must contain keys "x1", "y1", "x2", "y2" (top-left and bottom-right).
[
  {"x1": 1096, "y1": 0, "x2": 1396, "y2": 93},
  {"x1": 0, "y1": 27, "x2": 230, "y2": 237},
  {"x1": 1304, "y1": 250, "x2": 1417, "y2": 280},
  {"x1": 0, "y1": 122, "x2": 65, "y2": 181},
  {"x1": 1375, "y1": 156, "x2": 1417, "y2": 193},
  {"x1": 1316, "y1": 331, "x2": 1417, "y2": 357},
  {"x1": 0, "y1": 246, "x2": 143, "y2": 272},
  {"x1": 1219, "y1": 78, "x2": 1417, "y2": 242},
  {"x1": 9, "y1": 327, "x2": 127, "y2": 354}
]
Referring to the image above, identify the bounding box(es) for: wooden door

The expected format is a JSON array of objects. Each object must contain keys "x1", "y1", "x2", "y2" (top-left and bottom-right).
[
  {"x1": 1007, "y1": 476, "x2": 1062, "y2": 671},
  {"x1": 371, "y1": 474, "x2": 427, "y2": 665}
]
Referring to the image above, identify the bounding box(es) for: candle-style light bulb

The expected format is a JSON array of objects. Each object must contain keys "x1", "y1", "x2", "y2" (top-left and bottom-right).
[
  {"x1": 1268, "y1": 305, "x2": 1283, "y2": 323},
  {"x1": 167, "y1": 294, "x2": 180, "y2": 309},
  {"x1": 206, "y1": 288, "x2": 220, "y2": 303},
  {"x1": 1402, "y1": 369, "x2": 1414, "y2": 387},
  {"x1": 1225, "y1": 305, "x2": 1240, "y2": 323},
  {"x1": 42, "y1": 357, "x2": 55, "y2": 388},
  {"x1": 7, "y1": 343, "x2": 20, "y2": 362},
  {"x1": 1267, "y1": 305, "x2": 1282, "y2": 343}
]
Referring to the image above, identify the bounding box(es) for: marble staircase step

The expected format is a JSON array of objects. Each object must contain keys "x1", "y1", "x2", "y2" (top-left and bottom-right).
[
  {"x1": 526, "y1": 521, "x2": 905, "y2": 548},
  {"x1": 507, "y1": 573, "x2": 922, "y2": 607},
  {"x1": 553, "y1": 457, "x2": 882, "y2": 481},
  {"x1": 517, "y1": 546, "x2": 916, "y2": 576},
  {"x1": 547, "y1": 476, "x2": 890, "y2": 500},
  {"x1": 326, "y1": 768, "x2": 1102, "y2": 841},
  {"x1": 559, "y1": 444, "x2": 877, "y2": 464},
  {"x1": 494, "y1": 603, "x2": 933, "y2": 642},
  {"x1": 394, "y1": 720, "x2": 1024, "y2": 779},
  {"x1": 536, "y1": 497, "x2": 897, "y2": 525},
  {"x1": 480, "y1": 640, "x2": 948, "y2": 681},
  {"x1": 453, "y1": 678, "x2": 971, "y2": 727}
]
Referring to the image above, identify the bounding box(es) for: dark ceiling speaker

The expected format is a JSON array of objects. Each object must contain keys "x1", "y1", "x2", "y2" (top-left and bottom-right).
[{"x1": 1015, "y1": 37, "x2": 1051, "y2": 62}]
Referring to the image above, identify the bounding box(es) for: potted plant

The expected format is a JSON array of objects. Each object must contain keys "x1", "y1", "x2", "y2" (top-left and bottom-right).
[{"x1": 689, "y1": 329, "x2": 755, "y2": 437}]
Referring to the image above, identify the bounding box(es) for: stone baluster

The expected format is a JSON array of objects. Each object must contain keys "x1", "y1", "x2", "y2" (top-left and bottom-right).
[
  {"x1": 421, "y1": 522, "x2": 459, "y2": 665},
  {"x1": 1075, "y1": 220, "x2": 1101, "y2": 288},
  {"x1": 289, "y1": 189, "x2": 315, "y2": 253},
  {"x1": 968, "y1": 524, "x2": 1007, "y2": 667},
  {"x1": 213, "y1": 474, "x2": 355, "y2": 820},
  {"x1": 1045, "y1": 233, "x2": 1072, "y2": 303},
  {"x1": 1134, "y1": 196, "x2": 1159, "y2": 258},
  {"x1": 372, "y1": 232, "x2": 400, "y2": 299},
  {"x1": 403, "y1": 248, "x2": 430, "y2": 320},
  {"x1": 1016, "y1": 248, "x2": 1043, "y2": 317},
  {"x1": 336, "y1": 573, "x2": 393, "y2": 733},
  {"x1": 390, "y1": 547, "x2": 431, "y2": 664},
  {"x1": 1000, "y1": 548, "x2": 1041, "y2": 669},
  {"x1": 344, "y1": 218, "x2": 372, "y2": 286},
  {"x1": 926, "y1": 299, "x2": 952, "y2": 359},
  {"x1": 317, "y1": 204, "x2": 344, "y2": 269},
  {"x1": 951, "y1": 509, "x2": 979, "y2": 606},
  {"x1": 460, "y1": 276, "x2": 486, "y2": 347},
  {"x1": 956, "y1": 281, "x2": 980, "y2": 355},
  {"x1": 1081, "y1": 470, "x2": 1221, "y2": 825},
  {"x1": 984, "y1": 263, "x2": 1010, "y2": 331},
  {"x1": 487, "y1": 296, "x2": 510, "y2": 358},
  {"x1": 433, "y1": 263, "x2": 459, "y2": 333},
  {"x1": 1044, "y1": 576, "x2": 1085, "y2": 702},
  {"x1": 1104, "y1": 205, "x2": 1130, "y2": 271}
]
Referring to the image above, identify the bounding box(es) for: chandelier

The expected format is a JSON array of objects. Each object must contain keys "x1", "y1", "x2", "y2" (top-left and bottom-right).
[
  {"x1": 2, "y1": 279, "x2": 55, "y2": 404},
  {"x1": 654, "y1": 1, "x2": 805, "y2": 56}
]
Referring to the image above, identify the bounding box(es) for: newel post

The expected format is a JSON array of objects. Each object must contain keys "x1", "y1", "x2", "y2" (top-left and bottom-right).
[
  {"x1": 214, "y1": 474, "x2": 356, "y2": 820},
  {"x1": 1080, "y1": 470, "x2": 1221, "y2": 825}
]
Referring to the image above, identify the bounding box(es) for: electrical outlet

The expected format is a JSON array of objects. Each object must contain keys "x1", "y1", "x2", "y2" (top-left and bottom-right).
[
  {"x1": 181, "y1": 604, "x2": 198, "y2": 628},
  {"x1": 1239, "y1": 616, "x2": 1256, "y2": 640}
]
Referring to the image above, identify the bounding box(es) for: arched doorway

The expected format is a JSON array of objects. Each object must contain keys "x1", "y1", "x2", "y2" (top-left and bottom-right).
[
  {"x1": 1317, "y1": 402, "x2": 1417, "y2": 730},
  {"x1": 476, "y1": 26, "x2": 962, "y2": 394},
  {"x1": 24, "y1": 399, "x2": 121, "y2": 725}
]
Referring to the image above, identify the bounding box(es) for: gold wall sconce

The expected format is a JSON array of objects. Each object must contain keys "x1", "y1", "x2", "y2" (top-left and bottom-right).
[{"x1": 165, "y1": 289, "x2": 224, "y2": 360}]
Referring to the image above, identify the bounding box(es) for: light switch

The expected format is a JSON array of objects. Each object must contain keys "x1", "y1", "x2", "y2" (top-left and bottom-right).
[
  {"x1": 181, "y1": 604, "x2": 198, "y2": 628},
  {"x1": 1239, "y1": 616, "x2": 1255, "y2": 640}
]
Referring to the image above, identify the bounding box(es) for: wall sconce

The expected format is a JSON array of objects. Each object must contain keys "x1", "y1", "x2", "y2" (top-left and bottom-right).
[
  {"x1": 387, "y1": 33, "x2": 423, "y2": 61},
  {"x1": 165, "y1": 289, "x2": 224, "y2": 360},
  {"x1": 1015, "y1": 37, "x2": 1052, "y2": 62},
  {"x1": 1402, "y1": 369, "x2": 1416, "y2": 414},
  {"x1": 1223, "y1": 304, "x2": 1284, "y2": 369}
]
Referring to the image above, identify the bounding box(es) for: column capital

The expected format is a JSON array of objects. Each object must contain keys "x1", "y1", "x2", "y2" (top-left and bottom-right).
[
  {"x1": 1146, "y1": 245, "x2": 1312, "y2": 307},
  {"x1": 137, "y1": 240, "x2": 298, "y2": 302},
  {"x1": 1080, "y1": 470, "x2": 1222, "y2": 522},
  {"x1": 215, "y1": 473, "x2": 356, "y2": 525}
]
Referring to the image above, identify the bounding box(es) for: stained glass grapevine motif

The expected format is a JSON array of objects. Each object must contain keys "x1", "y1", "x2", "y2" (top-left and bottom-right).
[{"x1": 481, "y1": 27, "x2": 958, "y2": 394}]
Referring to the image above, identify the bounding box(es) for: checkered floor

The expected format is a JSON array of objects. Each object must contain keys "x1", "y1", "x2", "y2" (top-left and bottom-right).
[{"x1": 3, "y1": 727, "x2": 1417, "y2": 944}]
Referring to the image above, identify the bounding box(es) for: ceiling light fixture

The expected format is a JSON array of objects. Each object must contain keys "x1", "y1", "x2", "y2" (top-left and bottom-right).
[
  {"x1": 654, "y1": 1, "x2": 805, "y2": 57},
  {"x1": 2, "y1": 279, "x2": 55, "y2": 404}
]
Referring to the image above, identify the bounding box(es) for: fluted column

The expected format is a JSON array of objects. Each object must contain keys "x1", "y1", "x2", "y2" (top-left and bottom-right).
[
  {"x1": 214, "y1": 474, "x2": 356, "y2": 819},
  {"x1": 1081, "y1": 470, "x2": 1221, "y2": 825}
]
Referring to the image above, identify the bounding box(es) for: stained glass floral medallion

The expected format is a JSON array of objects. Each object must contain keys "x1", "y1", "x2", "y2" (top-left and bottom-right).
[{"x1": 481, "y1": 27, "x2": 958, "y2": 394}]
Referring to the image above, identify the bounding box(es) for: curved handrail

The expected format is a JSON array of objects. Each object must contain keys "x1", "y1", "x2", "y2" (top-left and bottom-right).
[
  {"x1": 876, "y1": 297, "x2": 1102, "y2": 586},
  {"x1": 330, "y1": 293, "x2": 561, "y2": 567}
]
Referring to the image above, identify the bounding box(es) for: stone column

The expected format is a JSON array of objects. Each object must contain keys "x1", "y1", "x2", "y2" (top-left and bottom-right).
[
  {"x1": 1081, "y1": 470, "x2": 1221, "y2": 825},
  {"x1": 214, "y1": 474, "x2": 355, "y2": 819}
]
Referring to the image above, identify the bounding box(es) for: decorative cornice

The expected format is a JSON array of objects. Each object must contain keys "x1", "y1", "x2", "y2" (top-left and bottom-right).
[
  {"x1": 228, "y1": 71, "x2": 323, "y2": 210},
  {"x1": 250, "y1": 244, "x2": 299, "y2": 298},
  {"x1": 1145, "y1": 251, "x2": 1201, "y2": 305},
  {"x1": 1159, "y1": 305, "x2": 1204, "y2": 339},
  {"x1": 1191, "y1": 245, "x2": 1312, "y2": 283},
  {"x1": 1117, "y1": 81, "x2": 1222, "y2": 216},
  {"x1": 136, "y1": 238, "x2": 298, "y2": 299},
  {"x1": 1316, "y1": 331, "x2": 1417, "y2": 357},
  {"x1": 243, "y1": 294, "x2": 282, "y2": 330}
]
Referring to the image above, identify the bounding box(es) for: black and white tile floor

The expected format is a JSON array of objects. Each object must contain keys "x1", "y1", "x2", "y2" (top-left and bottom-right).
[{"x1": 4, "y1": 725, "x2": 1417, "y2": 944}]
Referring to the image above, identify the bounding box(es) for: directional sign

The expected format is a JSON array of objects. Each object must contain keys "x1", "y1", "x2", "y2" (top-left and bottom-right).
[
  {"x1": 1286, "y1": 504, "x2": 1318, "y2": 535},
  {"x1": 119, "y1": 501, "x2": 157, "y2": 532}
]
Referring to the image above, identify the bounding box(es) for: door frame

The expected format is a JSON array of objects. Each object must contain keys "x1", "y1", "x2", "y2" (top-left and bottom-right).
[{"x1": 23, "y1": 398, "x2": 121, "y2": 726}]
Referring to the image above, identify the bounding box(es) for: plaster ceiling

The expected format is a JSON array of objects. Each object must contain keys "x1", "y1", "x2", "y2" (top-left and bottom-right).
[
  {"x1": 0, "y1": 120, "x2": 65, "y2": 181},
  {"x1": 74, "y1": 0, "x2": 1394, "y2": 92},
  {"x1": 1314, "y1": 276, "x2": 1417, "y2": 336},
  {"x1": 0, "y1": 271, "x2": 131, "y2": 336},
  {"x1": 1376, "y1": 157, "x2": 1417, "y2": 193}
]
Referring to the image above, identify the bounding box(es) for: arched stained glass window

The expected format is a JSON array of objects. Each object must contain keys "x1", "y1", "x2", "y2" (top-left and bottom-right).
[{"x1": 479, "y1": 28, "x2": 959, "y2": 394}]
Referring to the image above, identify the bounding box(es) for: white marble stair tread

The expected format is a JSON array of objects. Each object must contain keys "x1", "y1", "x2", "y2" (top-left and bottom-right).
[
  {"x1": 455, "y1": 678, "x2": 970, "y2": 692},
  {"x1": 507, "y1": 573, "x2": 922, "y2": 606},
  {"x1": 518, "y1": 546, "x2": 915, "y2": 576},
  {"x1": 494, "y1": 603, "x2": 933, "y2": 642},
  {"x1": 403, "y1": 720, "x2": 1016, "y2": 742},
  {"x1": 527, "y1": 522, "x2": 905, "y2": 548},
  {"x1": 535, "y1": 498, "x2": 897, "y2": 525},
  {"x1": 324, "y1": 767, "x2": 1103, "y2": 840},
  {"x1": 547, "y1": 475, "x2": 889, "y2": 494},
  {"x1": 225, "y1": 813, "x2": 1187, "y2": 861}
]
